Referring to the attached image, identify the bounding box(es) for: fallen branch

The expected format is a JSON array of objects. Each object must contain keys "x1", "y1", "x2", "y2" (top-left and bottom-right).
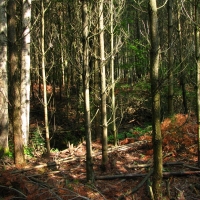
[
  {"x1": 126, "y1": 161, "x2": 195, "y2": 169},
  {"x1": 163, "y1": 170, "x2": 200, "y2": 177},
  {"x1": 183, "y1": 164, "x2": 200, "y2": 171},
  {"x1": 95, "y1": 171, "x2": 200, "y2": 180},
  {"x1": 95, "y1": 173, "x2": 146, "y2": 180}
]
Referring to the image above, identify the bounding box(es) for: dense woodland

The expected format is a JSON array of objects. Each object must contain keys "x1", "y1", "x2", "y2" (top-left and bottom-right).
[{"x1": 0, "y1": 0, "x2": 200, "y2": 199}]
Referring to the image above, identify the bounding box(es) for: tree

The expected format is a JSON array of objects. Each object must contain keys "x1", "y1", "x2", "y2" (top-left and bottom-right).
[
  {"x1": 99, "y1": 0, "x2": 108, "y2": 170},
  {"x1": 0, "y1": 0, "x2": 9, "y2": 155},
  {"x1": 195, "y1": 0, "x2": 200, "y2": 167},
  {"x1": 82, "y1": 0, "x2": 94, "y2": 182},
  {"x1": 177, "y1": 0, "x2": 188, "y2": 114},
  {"x1": 110, "y1": 0, "x2": 117, "y2": 146},
  {"x1": 149, "y1": 0, "x2": 162, "y2": 199},
  {"x1": 167, "y1": 0, "x2": 174, "y2": 116},
  {"x1": 93, "y1": 25, "x2": 101, "y2": 141},
  {"x1": 41, "y1": 0, "x2": 51, "y2": 156},
  {"x1": 21, "y1": 0, "x2": 31, "y2": 146},
  {"x1": 7, "y1": 0, "x2": 25, "y2": 164}
]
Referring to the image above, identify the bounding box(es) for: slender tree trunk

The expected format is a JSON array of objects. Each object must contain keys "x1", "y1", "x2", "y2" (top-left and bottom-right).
[
  {"x1": 21, "y1": 0, "x2": 31, "y2": 146},
  {"x1": 167, "y1": 0, "x2": 174, "y2": 116},
  {"x1": 149, "y1": 0, "x2": 162, "y2": 199},
  {"x1": 99, "y1": 0, "x2": 108, "y2": 169},
  {"x1": 82, "y1": 0, "x2": 94, "y2": 182},
  {"x1": 195, "y1": 0, "x2": 200, "y2": 167},
  {"x1": 8, "y1": 0, "x2": 25, "y2": 164},
  {"x1": 110, "y1": 0, "x2": 117, "y2": 146},
  {"x1": 41, "y1": 0, "x2": 50, "y2": 155},
  {"x1": 93, "y1": 26, "x2": 101, "y2": 140},
  {"x1": 0, "y1": 0, "x2": 9, "y2": 154},
  {"x1": 177, "y1": 0, "x2": 188, "y2": 114}
]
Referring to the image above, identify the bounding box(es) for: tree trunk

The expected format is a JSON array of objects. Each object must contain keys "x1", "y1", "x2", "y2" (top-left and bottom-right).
[
  {"x1": 41, "y1": 0, "x2": 50, "y2": 156},
  {"x1": 0, "y1": 0, "x2": 9, "y2": 154},
  {"x1": 110, "y1": 0, "x2": 117, "y2": 146},
  {"x1": 93, "y1": 31, "x2": 101, "y2": 141},
  {"x1": 149, "y1": 0, "x2": 162, "y2": 199},
  {"x1": 99, "y1": 0, "x2": 108, "y2": 169},
  {"x1": 167, "y1": 0, "x2": 174, "y2": 116},
  {"x1": 21, "y1": 0, "x2": 31, "y2": 146},
  {"x1": 7, "y1": 0, "x2": 25, "y2": 164},
  {"x1": 195, "y1": 0, "x2": 200, "y2": 167},
  {"x1": 177, "y1": 0, "x2": 188, "y2": 114},
  {"x1": 82, "y1": 0, "x2": 94, "y2": 182}
]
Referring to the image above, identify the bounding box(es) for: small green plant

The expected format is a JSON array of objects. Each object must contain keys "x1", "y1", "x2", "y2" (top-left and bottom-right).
[
  {"x1": 4, "y1": 150, "x2": 13, "y2": 158},
  {"x1": 50, "y1": 148, "x2": 59, "y2": 153},
  {"x1": 108, "y1": 131, "x2": 135, "y2": 143},
  {"x1": 133, "y1": 125, "x2": 152, "y2": 135},
  {"x1": 108, "y1": 124, "x2": 152, "y2": 144},
  {"x1": 30, "y1": 129, "x2": 46, "y2": 153},
  {"x1": 24, "y1": 146, "x2": 34, "y2": 157}
]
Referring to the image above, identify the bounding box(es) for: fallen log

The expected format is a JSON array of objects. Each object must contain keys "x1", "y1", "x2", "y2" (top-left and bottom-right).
[{"x1": 95, "y1": 170, "x2": 200, "y2": 180}]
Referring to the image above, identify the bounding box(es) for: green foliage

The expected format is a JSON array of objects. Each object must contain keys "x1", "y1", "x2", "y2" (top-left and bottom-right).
[
  {"x1": 135, "y1": 79, "x2": 151, "y2": 91},
  {"x1": 108, "y1": 124, "x2": 152, "y2": 144},
  {"x1": 133, "y1": 125, "x2": 152, "y2": 135},
  {"x1": 4, "y1": 150, "x2": 13, "y2": 158},
  {"x1": 50, "y1": 148, "x2": 59, "y2": 153},
  {"x1": 30, "y1": 130, "x2": 46, "y2": 153},
  {"x1": 24, "y1": 146, "x2": 34, "y2": 158},
  {"x1": 108, "y1": 131, "x2": 131, "y2": 143}
]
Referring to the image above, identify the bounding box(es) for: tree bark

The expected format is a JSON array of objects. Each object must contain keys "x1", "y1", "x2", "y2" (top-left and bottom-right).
[
  {"x1": 195, "y1": 0, "x2": 200, "y2": 167},
  {"x1": 41, "y1": 0, "x2": 51, "y2": 156},
  {"x1": 110, "y1": 0, "x2": 117, "y2": 146},
  {"x1": 21, "y1": 0, "x2": 31, "y2": 146},
  {"x1": 149, "y1": 0, "x2": 162, "y2": 199},
  {"x1": 0, "y1": 0, "x2": 9, "y2": 154},
  {"x1": 99, "y1": 0, "x2": 108, "y2": 170},
  {"x1": 7, "y1": 0, "x2": 25, "y2": 164},
  {"x1": 167, "y1": 0, "x2": 174, "y2": 116},
  {"x1": 82, "y1": 0, "x2": 94, "y2": 182},
  {"x1": 177, "y1": 0, "x2": 188, "y2": 114},
  {"x1": 93, "y1": 31, "x2": 101, "y2": 140}
]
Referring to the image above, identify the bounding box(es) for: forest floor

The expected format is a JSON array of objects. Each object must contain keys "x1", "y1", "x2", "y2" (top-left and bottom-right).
[
  {"x1": 0, "y1": 112, "x2": 200, "y2": 200},
  {"x1": 0, "y1": 83, "x2": 199, "y2": 199}
]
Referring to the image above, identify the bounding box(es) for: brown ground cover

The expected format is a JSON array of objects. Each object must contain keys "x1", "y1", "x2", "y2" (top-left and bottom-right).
[{"x1": 0, "y1": 113, "x2": 200, "y2": 199}]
